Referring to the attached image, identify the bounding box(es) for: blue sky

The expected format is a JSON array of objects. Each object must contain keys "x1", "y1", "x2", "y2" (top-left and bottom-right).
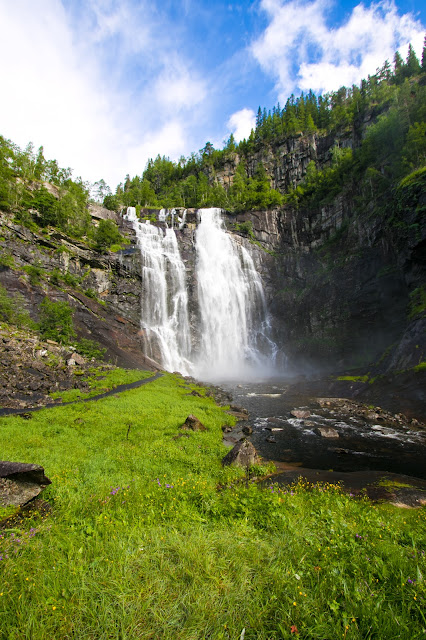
[{"x1": 0, "y1": 0, "x2": 424, "y2": 190}]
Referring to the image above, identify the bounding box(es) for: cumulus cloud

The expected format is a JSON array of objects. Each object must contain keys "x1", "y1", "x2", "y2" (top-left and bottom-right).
[
  {"x1": 227, "y1": 108, "x2": 256, "y2": 141},
  {"x1": 0, "y1": 0, "x2": 209, "y2": 188},
  {"x1": 251, "y1": 0, "x2": 425, "y2": 99}
]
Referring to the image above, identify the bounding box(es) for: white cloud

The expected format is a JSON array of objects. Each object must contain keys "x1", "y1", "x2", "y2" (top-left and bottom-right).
[
  {"x1": 125, "y1": 121, "x2": 187, "y2": 173},
  {"x1": 0, "y1": 0, "x2": 209, "y2": 189},
  {"x1": 153, "y1": 65, "x2": 207, "y2": 111},
  {"x1": 252, "y1": 0, "x2": 425, "y2": 98},
  {"x1": 227, "y1": 108, "x2": 256, "y2": 141}
]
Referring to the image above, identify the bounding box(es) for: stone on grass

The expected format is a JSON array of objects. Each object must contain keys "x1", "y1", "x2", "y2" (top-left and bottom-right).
[
  {"x1": 180, "y1": 414, "x2": 206, "y2": 431},
  {"x1": 222, "y1": 439, "x2": 259, "y2": 467}
]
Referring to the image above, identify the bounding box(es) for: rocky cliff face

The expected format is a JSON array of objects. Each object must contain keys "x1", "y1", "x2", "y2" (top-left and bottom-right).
[
  {"x1": 2, "y1": 190, "x2": 423, "y2": 380},
  {"x1": 0, "y1": 210, "x2": 159, "y2": 370},
  {"x1": 230, "y1": 192, "x2": 424, "y2": 376}
]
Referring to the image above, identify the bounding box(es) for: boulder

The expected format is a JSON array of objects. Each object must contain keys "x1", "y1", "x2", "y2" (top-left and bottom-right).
[
  {"x1": 222, "y1": 439, "x2": 259, "y2": 467},
  {"x1": 291, "y1": 409, "x2": 311, "y2": 419},
  {"x1": 180, "y1": 414, "x2": 206, "y2": 431},
  {"x1": 315, "y1": 426, "x2": 339, "y2": 438},
  {"x1": 0, "y1": 462, "x2": 51, "y2": 507}
]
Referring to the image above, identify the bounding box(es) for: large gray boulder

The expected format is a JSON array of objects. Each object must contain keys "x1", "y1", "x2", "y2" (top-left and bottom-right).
[{"x1": 0, "y1": 462, "x2": 51, "y2": 507}]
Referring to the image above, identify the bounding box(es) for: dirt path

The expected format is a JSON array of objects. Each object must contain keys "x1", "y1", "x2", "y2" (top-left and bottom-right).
[{"x1": 0, "y1": 372, "x2": 163, "y2": 417}]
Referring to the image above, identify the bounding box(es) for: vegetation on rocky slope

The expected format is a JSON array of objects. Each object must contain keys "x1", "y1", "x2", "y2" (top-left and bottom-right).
[{"x1": 103, "y1": 42, "x2": 425, "y2": 213}]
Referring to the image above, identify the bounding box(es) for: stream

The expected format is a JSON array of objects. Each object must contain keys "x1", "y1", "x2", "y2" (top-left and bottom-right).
[{"x1": 220, "y1": 379, "x2": 426, "y2": 505}]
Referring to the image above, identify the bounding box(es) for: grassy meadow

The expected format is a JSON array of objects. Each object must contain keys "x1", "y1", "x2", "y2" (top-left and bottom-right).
[{"x1": 0, "y1": 370, "x2": 425, "y2": 639}]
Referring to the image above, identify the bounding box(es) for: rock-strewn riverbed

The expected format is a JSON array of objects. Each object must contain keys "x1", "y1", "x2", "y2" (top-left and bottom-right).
[{"x1": 222, "y1": 379, "x2": 426, "y2": 506}]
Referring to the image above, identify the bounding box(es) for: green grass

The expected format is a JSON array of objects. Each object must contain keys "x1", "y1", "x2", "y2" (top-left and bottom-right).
[
  {"x1": 50, "y1": 367, "x2": 154, "y2": 402},
  {"x1": 0, "y1": 370, "x2": 425, "y2": 639},
  {"x1": 336, "y1": 375, "x2": 369, "y2": 383}
]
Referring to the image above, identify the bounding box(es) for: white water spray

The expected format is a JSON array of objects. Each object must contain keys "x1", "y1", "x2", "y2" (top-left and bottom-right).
[
  {"x1": 194, "y1": 208, "x2": 277, "y2": 380},
  {"x1": 125, "y1": 207, "x2": 192, "y2": 374},
  {"x1": 126, "y1": 206, "x2": 278, "y2": 380}
]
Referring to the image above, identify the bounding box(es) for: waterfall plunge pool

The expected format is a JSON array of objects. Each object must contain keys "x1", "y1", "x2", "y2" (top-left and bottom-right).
[{"x1": 220, "y1": 379, "x2": 426, "y2": 503}]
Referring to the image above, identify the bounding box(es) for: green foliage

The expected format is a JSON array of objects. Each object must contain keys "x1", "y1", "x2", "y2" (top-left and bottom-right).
[
  {"x1": 84, "y1": 287, "x2": 97, "y2": 299},
  {"x1": 0, "y1": 250, "x2": 15, "y2": 269},
  {"x1": 73, "y1": 337, "x2": 107, "y2": 361},
  {"x1": 403, "y1": 122, "x2": 426, "y2": 168},
  {"x1": 394, "y1": 167, "x2": 426, "y2": 230},
  {"x1": 62, "y1": 271, "x2": 81, "y2": 287},
  {"x1": 0, "y1": 284, "x2": 35, "y2": 328},
  {"x1": 38, "y1": 297, "x2": 76, "y2": 343},
  {"x1": 55, "y1": 180, "x2": 90, "y2": 237},
  {"x1": 102, "y1": 193, "x2": 121, "y2": 211},
  {"x1": 30, "y1": 186, "x2": 58, "y2": 226},
  {"x1": 22, "y1": 263, "x2": 44, "y2": 285},
  {"x1": 234, "y1": 220, "x2": 254, "y2": 237},
  {"x1": 93, "y1": 218, "x2": 123, "y2": 252},
  {"x1": 408, "y1": 285, "x2": 426, "y2": 319},
  {"x1": 49, "y1": 268, "x2": 62, "y2": 286},
  {"x1": 0, "y1": 372, "x2": 425, "y2": 639}
]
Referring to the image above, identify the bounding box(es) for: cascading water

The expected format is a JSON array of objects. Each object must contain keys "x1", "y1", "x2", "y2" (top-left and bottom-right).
[
  {"x1": 125, "y1": 207, "x2": 192, "y2": 374},
  {"x1": 126, "y1": 206, "x2": 279, "y2": 380},
  {"x1": 194, "y1": 208, "x2": 277, "y2": 380}
]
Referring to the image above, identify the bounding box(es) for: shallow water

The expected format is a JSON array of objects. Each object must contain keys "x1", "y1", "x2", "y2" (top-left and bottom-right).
[{"x1": 222, "y1": 379, "x2": 426, "y2": 480}]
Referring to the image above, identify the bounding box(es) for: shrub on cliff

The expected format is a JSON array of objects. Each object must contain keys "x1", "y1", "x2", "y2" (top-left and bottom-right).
[
  {"x1": 93, "y1": 218, "x2": 123, "y2": 252},
  {"x1": 0, "y1": 284, "x2": 35, "y2": 329},
  {"x1": 38, "y1": 297, "x2": 75, "y2": 343}
]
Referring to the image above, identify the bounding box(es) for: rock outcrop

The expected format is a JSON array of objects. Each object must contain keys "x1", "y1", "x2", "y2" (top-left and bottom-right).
[{"x1": 0, "y1": 462, "x2": 51, "y2": 507}]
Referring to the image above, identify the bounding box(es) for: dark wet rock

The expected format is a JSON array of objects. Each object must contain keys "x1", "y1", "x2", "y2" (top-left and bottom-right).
[
  {"x1": 180, "y1": 414, "x2": 206, "y2": 431},
  {"x1": 226, "y1": 409, "x2": 249, "y2": 420},
  {"x1": 0, "y1": 462, "x2": 51, "y2": 507},
  {"x1": 230, "y1": 405, "x2": 249, "y2": 415},
  {"x1": 315, "y1": 426, "x2": 339, "y2": 438},
  {"x1": 221, "y1": 425, "x2": 233, "y2": 433},
  {"x1": 242, "y1": 425, "x2": 253, "y2": 435},
  {"x1": 266, "y1": 436, "x2": 277, "y2": 443},
  {"x1": 291, "y1": 409, "x2": 311, "y2": 419},
  {"x1": 222, "y1": 439, "x2": 259, "y2": 467}
]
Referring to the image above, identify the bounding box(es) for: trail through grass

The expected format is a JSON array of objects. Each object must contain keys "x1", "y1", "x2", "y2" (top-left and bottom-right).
[{"x1": 0, "y1": 371, "x2": 425, "y2": 639}]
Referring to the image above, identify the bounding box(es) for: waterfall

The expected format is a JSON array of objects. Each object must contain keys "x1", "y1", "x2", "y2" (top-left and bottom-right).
[
  {"x1": 125, "y1": 207, "x2": 192, "y2": 374},
  {"x1": 194, "y1": 208, "x2": 276, "y2": 380},
  {"x1": 126, "y1": 206, "x2": 278, "y2": 380}
]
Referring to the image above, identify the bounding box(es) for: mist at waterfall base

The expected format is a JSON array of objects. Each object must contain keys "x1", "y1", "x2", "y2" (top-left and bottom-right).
[{"x1": 125, "y1": 207, "x2": 281, "y2": 382}]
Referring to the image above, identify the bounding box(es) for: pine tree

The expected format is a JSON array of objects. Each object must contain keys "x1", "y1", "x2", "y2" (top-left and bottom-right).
[
  {"x1": 393, "y1": 50, "x2": 404, "y2": 83},
  {"x1": 421, "y1": 35, "x2": 426, "y2": 72},
  {"x1": 405, "y1": 43, "x2": 420, "y2": 76}
]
